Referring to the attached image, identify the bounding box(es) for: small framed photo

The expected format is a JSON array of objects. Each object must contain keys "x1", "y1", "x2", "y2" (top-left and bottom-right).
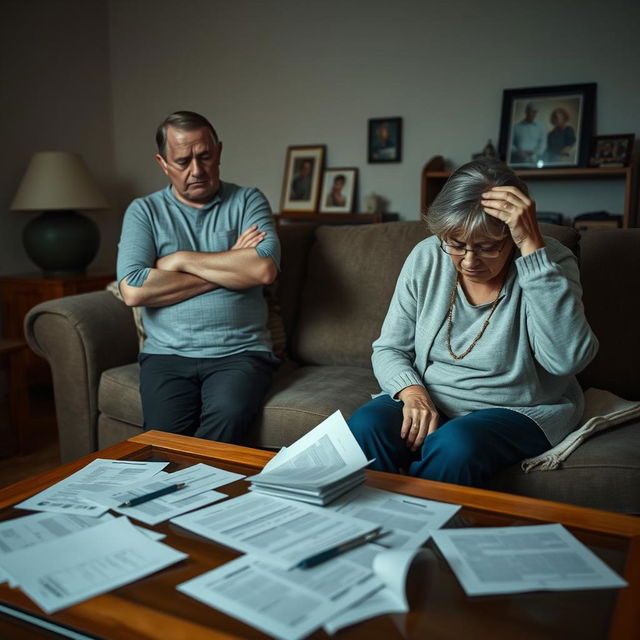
[
  {"x1": 368, "y1": 117, "x2": 402, "y2": 163},
  {"x1": 589, "y1": 134, "x2": 634, "y2": 168},
  {"x1": 319, "y1": 168, "x2": 358, "y2": 213},
  {"x1": 498, "y1": 83, "x2": 596, "y2": 168},
  {"x1": 280, "y1": 145, "x2": 325, "y2": 212}
]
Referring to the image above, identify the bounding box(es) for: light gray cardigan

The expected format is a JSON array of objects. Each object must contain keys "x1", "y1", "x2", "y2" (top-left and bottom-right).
[{"x1": 372, "y1": 235, "x2": 599, "y2": 446}]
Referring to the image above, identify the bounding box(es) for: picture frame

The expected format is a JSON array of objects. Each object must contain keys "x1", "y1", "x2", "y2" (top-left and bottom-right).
[
  {"x1": 319, "y1": 168, "x2": 358, "y2": 213},
  {"x1": 280, "y1": 145, "x2": 325, "y2": 212},
  {"x1": 498, "y1": 83, "x2": 596, "y2": 169},
  {"x1": 588, "y1": 134, "x2": 635, "y2": 168},
  {"x1": 368, "y1": 117, "x2": 402, "y2": 163}
]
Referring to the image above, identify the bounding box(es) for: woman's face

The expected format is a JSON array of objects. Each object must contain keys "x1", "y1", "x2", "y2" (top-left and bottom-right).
[
  {"x1": 444, "y1": 232, "x2": 515, "y2": 286},
  {"x1": 551, "y1": 110, "x2": 567, "y2": 127}
]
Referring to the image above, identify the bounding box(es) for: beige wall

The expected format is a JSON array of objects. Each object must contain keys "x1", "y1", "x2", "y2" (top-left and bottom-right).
[
  {"x1": 108, "y1": 0, "x2": 640, "y2": 222},
  {"x1": 0, "y1": 0, "x2": 118, "y2": 276}
]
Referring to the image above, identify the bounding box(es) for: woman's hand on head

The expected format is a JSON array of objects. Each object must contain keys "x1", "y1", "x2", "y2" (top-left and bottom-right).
[
  {"x1": 481, "y1": 186, "x2": 545, "y2": 256},
  {"x1": 397, "y1": 385, "x2": 439, "y2": 452}
]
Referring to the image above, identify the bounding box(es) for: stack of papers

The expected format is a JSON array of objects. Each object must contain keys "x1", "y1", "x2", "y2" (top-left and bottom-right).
[
  {"x1": 247, "y1": 410, "x2": 371, "y2": 505},
  {"x1": 5, "y1": 458, "x2": 246, "y2": 615},
  {"x1": 0, "y1": 516, "x2": 186, "y2": 613}
]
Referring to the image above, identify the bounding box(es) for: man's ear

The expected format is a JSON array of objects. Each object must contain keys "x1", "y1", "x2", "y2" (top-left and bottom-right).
[
  {"x1": 216, "y1": 141, "x2": 223, "y2": 164},
  {"x1": 155, "y1": 154, "x2": 169, "y2": 176}
]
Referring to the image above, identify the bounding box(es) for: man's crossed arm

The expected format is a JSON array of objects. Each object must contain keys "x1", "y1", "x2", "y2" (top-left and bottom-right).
[{"x1": 120, "y1": 226, "x2": 277, "y2": 308}]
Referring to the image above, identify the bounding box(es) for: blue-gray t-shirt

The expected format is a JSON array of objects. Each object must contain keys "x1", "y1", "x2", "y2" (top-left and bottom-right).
[{"x1": 116, "y1": 182, "x2": 280, "y2": 358}]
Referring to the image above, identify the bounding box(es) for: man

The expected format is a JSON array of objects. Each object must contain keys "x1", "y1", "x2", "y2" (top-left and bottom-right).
[
  {"x1": 510, "y1": 102, "x2": 546, "y2": 165},
  {"x1": 117, "y1": 111, "x2": 280, "y2": 443},
  {"x1": 290, "y1": 159, "x2": 313, "y2": 200}
]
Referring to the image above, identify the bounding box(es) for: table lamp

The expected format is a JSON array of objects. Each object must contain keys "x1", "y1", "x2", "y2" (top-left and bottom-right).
[{"x1": 10, "y1": 151, "x2": 109, "y2": 277}]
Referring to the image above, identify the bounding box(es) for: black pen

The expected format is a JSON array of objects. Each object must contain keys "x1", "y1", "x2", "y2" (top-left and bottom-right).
[
  {"x1": 118, "y1": 482, "x2": 186, "y2": 508},
  {"x1": 296, "y1": 529, "x2": 387, "y2": 569}
]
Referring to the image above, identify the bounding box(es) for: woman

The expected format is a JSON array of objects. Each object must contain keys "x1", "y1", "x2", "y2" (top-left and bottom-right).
[
  {"x1": 545, "y1": 108, "x2": 576, "y2": 162},
  {"x1": 348, "y1": 159, "x2": 598, "y2": 487}
]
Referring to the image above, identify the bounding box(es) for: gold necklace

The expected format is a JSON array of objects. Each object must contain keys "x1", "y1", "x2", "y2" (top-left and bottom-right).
[{"x1": 446, "y1": 274, "x2": 505, "y2": 360}]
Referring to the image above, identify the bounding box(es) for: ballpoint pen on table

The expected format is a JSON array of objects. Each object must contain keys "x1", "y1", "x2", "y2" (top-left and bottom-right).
[
  {"x1": 118, "y1": 482, "x2": 186, "y2": 508},
  {"x1": 296, "y1": 529, "x2": 390, "y2": 569}
]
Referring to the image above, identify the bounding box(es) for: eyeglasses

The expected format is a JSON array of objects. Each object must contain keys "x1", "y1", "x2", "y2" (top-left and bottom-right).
[{"x1": 439, "y1": 238, "x2": 507, "y2": 259}]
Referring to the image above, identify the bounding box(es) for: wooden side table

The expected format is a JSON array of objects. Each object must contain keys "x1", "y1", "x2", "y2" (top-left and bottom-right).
[
  {"x1": 0, "y1": 271, "x2": 115, "y2": 385},
  {"x1": 0, "y1": 339, "x2": 29, "y2": 455}
]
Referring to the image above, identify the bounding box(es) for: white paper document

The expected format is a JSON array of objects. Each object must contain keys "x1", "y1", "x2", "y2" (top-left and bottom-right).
[
  {"x1": 253, "y1": 409, "x2": 369, "y2": 491},
  {"x1": 15, "y1": 459, "x2": 169, "y2": 516},
  {"x1": 90, "y1": 463, "x2": 244, "y2": 510},
  {"x1": 0, "y1": 512, "x2": 116, "y2": 585},
  {"x1": 328, "y1": 485, "x2": 461, "y2": 549},
  {"x1": 432, "y1": 523, "x2": 628, "y2": 596},
  {"x1": 85, "y1": 462, "x2": 242, "y2": 525},
  {"x1": 178, "y1": 543, "x2": 426, "y2": 640},
  {"x1": 114, "y1": 489, "x2": 228, "y2": 526},
  {"x1": 323, "y1": 547, "x2": 425, "y2": 634},
  {"x1": 0, "y1": 516, "x2": 187, "y2": 614},
  {"x1": 171, "y1": 492, "x2": 379, "y2": 569}
]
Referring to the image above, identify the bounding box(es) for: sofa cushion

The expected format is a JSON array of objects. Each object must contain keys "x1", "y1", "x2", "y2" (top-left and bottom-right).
[
  {"x1": 489, "y1": 419, "x2": 640, "y2": 514},
  {"x1": 293, "y1": 221, "x2": 428, "y2": 366},
  {"x1": 98, "y1": 363, "x2": 143, "y2": 427},
  {"x1": 251, "y1": 364, "x2": 378, "y2": 448}
]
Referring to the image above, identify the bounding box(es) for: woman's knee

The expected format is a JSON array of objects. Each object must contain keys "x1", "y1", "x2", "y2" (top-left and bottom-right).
[
  {"x1": 347, "y1": 397, "x2": 402, "y2": 441},
  {"x1": 413, "y1": 421, "x2": 488, "y2": 484}
]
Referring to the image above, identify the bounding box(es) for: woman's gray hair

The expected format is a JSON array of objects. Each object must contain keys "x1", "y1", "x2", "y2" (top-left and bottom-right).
[{"x1": 424, "y1": 158, "x2": 529, "y2": 241}]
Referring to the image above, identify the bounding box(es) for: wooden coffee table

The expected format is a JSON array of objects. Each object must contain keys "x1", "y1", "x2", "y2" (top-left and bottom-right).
[{"x1": 0, "y1": 430, "x2": 638, "y2": 639}]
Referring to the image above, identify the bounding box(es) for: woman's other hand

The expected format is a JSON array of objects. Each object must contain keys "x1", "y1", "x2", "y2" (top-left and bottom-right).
[
  {"x1": 397, "y1": 385, "x2": 439, "y2": 452},
  {"x1": 481, "y1": 186, "x2": 544, "y2": 256}
]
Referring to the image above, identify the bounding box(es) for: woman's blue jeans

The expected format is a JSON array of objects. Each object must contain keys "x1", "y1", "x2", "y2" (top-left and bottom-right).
[{"x1": 348, "y1": 394, "x2": 551, "y2": 487}]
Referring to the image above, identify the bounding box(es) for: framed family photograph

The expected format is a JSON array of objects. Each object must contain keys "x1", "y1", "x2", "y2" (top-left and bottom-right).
[
  {"x1": 280, "y1": 145, "x2": 325, "y2": 212},
  {"x1": 319, "y1": 168, "x2": 358, "y2": 213},
  {"x1": 498, "y1": 83, "x2": 596, "y2": 168},
  {"x1": 589, "y1": 134, "x2": 635, "y2": 168},
  {"x1": 368, "y1": 117, "x2": 402, "y2": 163}
]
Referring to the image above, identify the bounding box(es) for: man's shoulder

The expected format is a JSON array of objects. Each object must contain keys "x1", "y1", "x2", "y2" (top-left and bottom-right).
[
  {"x1": 219, "y1": 181, "x2": 270, "y2": 211},
  {"x1": 126, "y1": 187, "x2": 170, "y2": 213},
  {"x1": 220, "y1": 181, "x2": 264, "y2": 200}
]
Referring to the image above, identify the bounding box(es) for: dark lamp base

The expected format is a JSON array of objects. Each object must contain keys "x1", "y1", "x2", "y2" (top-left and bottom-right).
[{"x1": 23, "y1": 210, "x2": 100, "y2": 278}]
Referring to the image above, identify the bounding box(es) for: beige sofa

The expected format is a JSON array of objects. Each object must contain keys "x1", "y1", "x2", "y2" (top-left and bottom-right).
[{"x1": 25, "y1": 221, "x2": 640, "y2": 513}]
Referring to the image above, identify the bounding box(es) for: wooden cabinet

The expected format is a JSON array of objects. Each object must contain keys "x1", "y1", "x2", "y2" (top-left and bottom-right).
[
  {"x1": 421, "y1": 156, "x2": 637, "y2": 227},
  {"x1": 0, "y1": 271, "x2": 115, "y2": 383}
]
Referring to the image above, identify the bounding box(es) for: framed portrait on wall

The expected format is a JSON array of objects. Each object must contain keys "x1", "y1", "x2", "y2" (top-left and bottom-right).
[
  {"x1": 368, "y1": 117, "x2": 402, "y2": 163},
  {"x1": 280, "y1": 145, "x2": 326, "y2": 212},
  {"x1": 498, "y1": 83, "x2": 596, "y2": 168},
  {"x1": 319, "y1": 168, "x2": 358, "y2": 213}
]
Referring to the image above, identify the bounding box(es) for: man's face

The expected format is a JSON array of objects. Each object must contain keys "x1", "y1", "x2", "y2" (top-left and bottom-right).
[
  {"x1": 156, "y1": 126, "x2": 222, "y2": 206},
  {"x1": 300, "y1": 160, "x2": 312, "y2": 176},
  {"x1": 525, "y1": 107, "x2": 538, "y2": 122}
]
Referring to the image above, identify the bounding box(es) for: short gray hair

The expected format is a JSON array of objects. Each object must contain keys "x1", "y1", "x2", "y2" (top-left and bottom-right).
[
  {"x1": 424, "y1": 158, "x2": 529, "y2": 241},
  {"x1": 156, "y1": 111, "x2": 219, "y2": 158}
]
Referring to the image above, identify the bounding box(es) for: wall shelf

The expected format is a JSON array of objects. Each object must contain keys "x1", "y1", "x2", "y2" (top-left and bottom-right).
[{"x1": 421, "y1": 156, "x2": 637, "y2": 227}]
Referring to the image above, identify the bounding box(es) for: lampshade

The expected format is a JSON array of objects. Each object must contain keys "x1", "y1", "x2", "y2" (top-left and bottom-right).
[
  {"x1": 11, "y1": 151, "x2": 109, "y2": 212},
  {"x1": 10, "y1": 151, "x2": 109, "y2": 277}
]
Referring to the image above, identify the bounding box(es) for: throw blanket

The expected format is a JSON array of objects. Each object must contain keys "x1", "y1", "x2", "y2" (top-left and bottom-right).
[{"x1": 522, "y1": 388, "x2": 640, "y2": 472}]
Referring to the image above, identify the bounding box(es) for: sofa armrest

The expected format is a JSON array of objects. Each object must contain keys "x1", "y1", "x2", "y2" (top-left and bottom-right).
[{"x1": 24, "y1": 291, "x2": 139, "y2": 462}]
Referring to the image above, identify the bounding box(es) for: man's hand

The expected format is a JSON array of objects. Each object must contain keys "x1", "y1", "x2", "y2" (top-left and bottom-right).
[
  {"x1": 397, "y1": 385, "x2": 439, "y2": 452},
  {"x1": 481, "y1": 186, "x2": 545, "y2": 256},
  {"x1": 232, "y1": 225, "x2": 266, "y2": 250}
]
